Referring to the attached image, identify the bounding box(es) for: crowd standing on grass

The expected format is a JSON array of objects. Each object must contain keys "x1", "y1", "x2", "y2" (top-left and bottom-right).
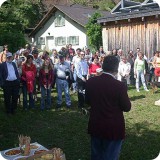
[
  {"x1": 0, "y1": 44, "x2": 159, "y2": 114},
  {"x1": 1, "y1": 43, "x2": 160, "y2": 159}
]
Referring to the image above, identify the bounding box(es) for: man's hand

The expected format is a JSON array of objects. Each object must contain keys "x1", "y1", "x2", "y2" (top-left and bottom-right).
[
  {"x1": 82, "y1": 77, "x2": 86, "y2": 82},
  {"x1": 44, "y1": 85, "x2": 47, "y2": 89}
]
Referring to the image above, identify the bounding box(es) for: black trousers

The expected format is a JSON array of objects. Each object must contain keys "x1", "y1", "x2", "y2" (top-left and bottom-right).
[
  {"x1": 77, "y1": 76, "x2": 86, "y2": 108},
  {"x1": 3, "y1": 80, "x2": 20, "y2": 114}
]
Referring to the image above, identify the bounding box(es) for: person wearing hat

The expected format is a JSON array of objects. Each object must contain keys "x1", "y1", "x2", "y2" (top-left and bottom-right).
[
  {"x1": 0, "y1": 52, "x2": 20, "y2": 114},
  {"x1": 53, "y1": 54, "x2": 72, "y2": 109}
]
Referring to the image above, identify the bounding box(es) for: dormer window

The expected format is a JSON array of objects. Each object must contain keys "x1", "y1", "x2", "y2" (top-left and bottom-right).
[{"x1": 55, "y1": 14, "x2": 65, "y2": 27}]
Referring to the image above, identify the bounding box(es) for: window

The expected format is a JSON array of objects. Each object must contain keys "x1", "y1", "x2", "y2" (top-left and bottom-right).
[
  {"x1": 55, "y1": 37, "x2": 66, "y2": 46},
  {"x1": 37, "y1": 37, "x2": 45, "y2": 45},
  {"x1": 55, "y1": 15, "x2": 65, "y2": 27},
  {"x1": 67, "y1": 36, "x2": 79, "y2": 45}
]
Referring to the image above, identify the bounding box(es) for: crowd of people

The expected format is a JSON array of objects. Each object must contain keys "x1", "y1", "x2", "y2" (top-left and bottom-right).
[
  {"x1": 2, "y1": 43, "x2": 160, "y2": 159},
  {"x1": 0, "y1": 44, "x2": 158, "y2": 115}
]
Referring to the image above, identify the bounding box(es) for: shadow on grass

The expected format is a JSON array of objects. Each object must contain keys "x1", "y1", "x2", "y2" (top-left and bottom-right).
[
  {"x1": 130, "y1": 95, "x2": 146, "y2": 101},
  {"x1": 120, "y1": 121, "x2": 160, "y2": 160},
  {"x1": 0, "y1": 104, "x2": 89, "y2": 160}
]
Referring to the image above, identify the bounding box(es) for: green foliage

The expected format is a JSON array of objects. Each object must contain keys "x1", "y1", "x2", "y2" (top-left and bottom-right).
[
  {"x1": 0, "y1": 0, "x2": 43, "y2": 52},
  {"x1": 85, "y1": 12, "x2": 102, "y2": 51},
  {"x1": 11, "y1": 0, "x2": 43, "y2": 28},
  {"x1": 71, "y1": 0, "x2": 144, "y2": 11},
  {"x1": 97, "y1": 0, "x2": 115, "y2": 11},
  {"x1": 0, "y1": 31, "x2": 26, "y2": 53},
  {"x1": 70, "y1": 0, "x2": 87, "y2": 5}
]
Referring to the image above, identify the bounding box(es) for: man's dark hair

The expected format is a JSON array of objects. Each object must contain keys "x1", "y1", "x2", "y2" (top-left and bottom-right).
[
  {"x1": 32, "y1": 49, "x2": 38, "y2": 54},
  {"x1": 102, "y1": 55, "x2": 119, "y2": 73},
  {"x1": 76, "y1": 48, "x2": 81, "y2": 52},
  {"x1": 27, "y1": 54, "x2": 33, "y2": 60}
]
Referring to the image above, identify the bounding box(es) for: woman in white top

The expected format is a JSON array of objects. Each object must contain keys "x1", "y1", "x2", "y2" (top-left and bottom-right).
[
  {"x1": 118, "y1": 56, "x2": 131, "y2": 86},
  {"x1": 134, "y1": 52, "x2": 149, "y2": 92}
]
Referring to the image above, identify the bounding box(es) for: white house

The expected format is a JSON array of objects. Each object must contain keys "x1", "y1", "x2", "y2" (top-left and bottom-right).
[{"x1": 29, "y1": 4, "x2": 109, "y2": 51}]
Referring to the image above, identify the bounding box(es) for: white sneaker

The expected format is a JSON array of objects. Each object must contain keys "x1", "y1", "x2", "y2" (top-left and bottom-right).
[
  {"x1": 137, "y1": 89, "x2": 140, "y2": 92},
  {"x1": 145, "y1": 89, "x2": 149, "y2": 92}
]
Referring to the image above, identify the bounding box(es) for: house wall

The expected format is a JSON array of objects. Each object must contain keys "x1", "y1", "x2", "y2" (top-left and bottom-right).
[
  {"x1": 34, "y1": 10, "x2": 87, "y2": 52},
  {"x1": 102, "y1": 16, "x2": 160, "y2": 58}
]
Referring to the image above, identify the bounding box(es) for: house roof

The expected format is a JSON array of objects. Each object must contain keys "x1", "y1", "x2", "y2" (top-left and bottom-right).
[
  {"x1": 97, "y1": 8, "x2": 160, "y2": 24},
  {"x1": 142, "y1": 0, "x2": 153, "y2": 4},
  {"x1": 111, "y1": 0, "x2": 159, "y2": 14},
  {"x1": 29, "y1": 4, "x2": 110, "y2": 37},
  {"x1": 111, "y1": 0, "x2": 141, "y2": 13}
]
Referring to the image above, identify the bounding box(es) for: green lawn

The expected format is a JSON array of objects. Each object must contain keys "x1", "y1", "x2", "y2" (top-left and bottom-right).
[{"x1": 0, "y1": 86, "x2": 160, "y2": 160}]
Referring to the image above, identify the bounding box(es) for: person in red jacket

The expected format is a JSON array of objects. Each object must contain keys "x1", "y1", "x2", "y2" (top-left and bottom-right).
[
  {"x1": 22, "y1": 55, "x2": 36, "y2": 110},
  {"x1": 39, "y1": 59, "x2": 54, "y2": 110},
  {"x1": 88, "y1": 55, "x2": 101, "y2": 78},
  {"x1": 85, "y1": 55, "x2": 131, "y2": 160}
]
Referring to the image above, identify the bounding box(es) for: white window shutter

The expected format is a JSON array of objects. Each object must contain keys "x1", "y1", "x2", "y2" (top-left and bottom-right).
[
  {"x1": 75, "y1": 36, "x2": 79, "y2": 45},
  {"x1": 55, "y1": 37, "x2": 58, "y2": 46},
  {"x1": 61, "y1": 16, "x2": 65, "y2": 26},
  {"x1": 67, "y1": 37, "x2": 70, "y2": 44},
  {"x1": 62, "y1": 37, "x2": 66, "y2": 45},
  {"x1": 38, "y1": 37, "x2": 41, "y2": 45},
  {"x1": 41, "y1": 37, "x2": 45, "y2": 45}
]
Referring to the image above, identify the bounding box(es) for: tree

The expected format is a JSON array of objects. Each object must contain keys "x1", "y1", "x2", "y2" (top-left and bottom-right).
[
  {"x1": 71, "y1": 0, "x2": 144, "y2": 10},
  {"x1": 0, "y1": 0, "x2": 44, "y2": 52},
  {"x1": 97, "y1": 0, "x2": 115, "y2": 11},
  {"x1": 85, "y1": 12, "x2": 102, "y2": 51}
]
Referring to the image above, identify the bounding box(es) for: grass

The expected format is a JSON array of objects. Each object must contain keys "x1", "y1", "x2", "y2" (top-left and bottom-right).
[{"x1": 0, "y1": 86, "x2": 160, "y2": 160}]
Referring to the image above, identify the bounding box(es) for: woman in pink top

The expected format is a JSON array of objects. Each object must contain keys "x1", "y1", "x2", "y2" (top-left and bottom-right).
[{"x1": 88, "y1": 55, "x2": 101, "y2": 78}]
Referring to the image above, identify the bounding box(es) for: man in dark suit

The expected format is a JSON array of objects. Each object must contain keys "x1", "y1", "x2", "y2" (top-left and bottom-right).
[
  {"x1": 0, "y1": 52, "x2": 20, "y2": 114},
  {"x1": 85, "y1": 55, "x2": 131, "y2": 160}
]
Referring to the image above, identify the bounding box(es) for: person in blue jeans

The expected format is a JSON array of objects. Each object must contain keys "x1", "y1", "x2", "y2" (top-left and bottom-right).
[
  {"x1": 22, "y1": 84, "x2": 35, "y2": 109},
  {"x1": 39, "y1": 59, "x2": 53, "y2": 110},
  {"x1": 54, "y1": 54, "x2": 71, "y2": 108}
]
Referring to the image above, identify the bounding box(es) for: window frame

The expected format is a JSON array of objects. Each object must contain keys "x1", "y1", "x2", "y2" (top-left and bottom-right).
[
  {"x1": 67, "y1": 36, "x2": 79, "y2": 45},
  {"x1": 55, "y1": 14, "x2": 65, "y2": 27},
  {"x1": 55, "y1": 36, "x2": 66, "y2": 46}
]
